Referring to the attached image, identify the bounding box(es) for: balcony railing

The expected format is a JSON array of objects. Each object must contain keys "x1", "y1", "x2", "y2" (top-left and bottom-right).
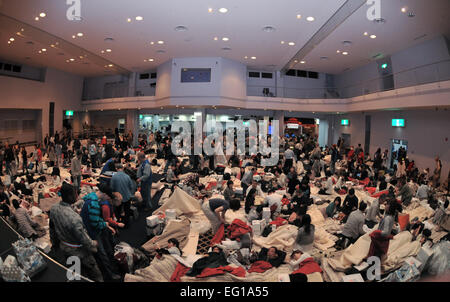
[{"x1": 82, "y1": 59, "x2": 450, "y2": 101}]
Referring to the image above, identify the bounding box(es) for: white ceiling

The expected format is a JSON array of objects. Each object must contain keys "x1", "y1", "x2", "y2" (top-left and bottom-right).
[
  {"x1": 0, "y1": 0, "x2": 449, "y2": 77},
  {"x1": 297, "y1": 0, "x2": 450, "y2": 74}
]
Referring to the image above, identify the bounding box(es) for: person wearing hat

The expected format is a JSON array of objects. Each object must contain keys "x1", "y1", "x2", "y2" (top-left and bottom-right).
[
  {"x1": 71, "y1": 150, "x2": 82, "y2": 193},
  {"x1": 136, "y1": 152, "x2": 154, "y2": 211},
  {"x1": 49, "y1": 182, "x2": 103, "y2": 282}
]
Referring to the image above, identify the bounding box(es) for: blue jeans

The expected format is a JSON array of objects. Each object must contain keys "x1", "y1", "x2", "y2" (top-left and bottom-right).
[{"x1": 141, "y1": 178, "x2": 154, "y2": 209}]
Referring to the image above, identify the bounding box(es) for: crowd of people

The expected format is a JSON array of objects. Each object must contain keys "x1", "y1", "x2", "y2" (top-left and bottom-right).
[{"x1": 0, "y1": 126, "x2": 449, "y2": 282}]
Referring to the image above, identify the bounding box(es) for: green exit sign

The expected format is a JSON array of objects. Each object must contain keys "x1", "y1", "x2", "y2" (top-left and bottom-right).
[
  {"x1": 341, "y1": 119, "x2": 349, "y2": 126},
  {"x1": 381, "y1": 63, "x2": 388, "y2": 69},
  {"x1": 139, "y1": 115, "x2": 143, "y2": 119},
  {"x1": 65, "y1": 110, "x2": 73, "y2": 116},
  {"x1": 392, "y1": 119, "x2": 405, "y2": 127}
]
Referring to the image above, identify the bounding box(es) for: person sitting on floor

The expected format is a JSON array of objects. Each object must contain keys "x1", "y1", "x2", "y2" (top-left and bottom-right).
[
  {"x1": 11, "y1": 199, "x2": 45, "y2": 240},
  {"x1": 365, "y1": 194, "x2": 386, "y2": 229},
  {"x1": 326, "y1": 197, "x2": 341, "y2": 218},
  {"x1": 341, "y1": 188, "x2": 359, "y2": 222},
  {"x1": 318, "y1": 170, "x2": 334, "y2": 195},
  {"x1": 337, "y1": 202, "x2": 367, "y2": 249},
  {"x1": 293, "y1": 214, "x2": 315, "y2": 253},
  {"x1": 223, "y1": 180, "x2": 235, "y2": 201}
]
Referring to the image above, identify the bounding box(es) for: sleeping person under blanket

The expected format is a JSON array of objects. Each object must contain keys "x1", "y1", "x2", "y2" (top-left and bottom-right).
[
  {"x1": 251, "y1": 246, "x2": 286, "y2": 268},
  {"x1": 155, "y1": 238, "x2": 182, "y2": 258},
  {"x1": 185, "y1": 246, "x2": 229, "y2": 277}
]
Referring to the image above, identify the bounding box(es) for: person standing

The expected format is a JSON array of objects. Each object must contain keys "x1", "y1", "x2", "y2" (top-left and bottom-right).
[
  {"x1": 71, "y1": 150, "x2": 82, "y2": 193},
  {"x1": 241, "y1": 167, "x2": 255, "y2": 198},
  {"x1": 21, "y1": 146, "x2": 28, "y2": 174},
  {"x1": 4, "y1": 142, "x2": 15, "y2": 176},
  {"x1": 136, "y1": 152, "x2": 154, "y2": 211},
  {"x1": 432, "y1": 156, "x2": 442, "y2": 188},
  {"x1": 49, "y1": 182, "x2": 103, "y2": 282},
  {"x1": 110, "y1": 163, "x2": 136, "y2": 227}
]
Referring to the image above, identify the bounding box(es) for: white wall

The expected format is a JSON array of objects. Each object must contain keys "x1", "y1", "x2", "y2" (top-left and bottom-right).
[
  {"x1": 335, "y1": 62, "x2": 381, "y2": 98},
  {"x1": 83, "y1": 74, "x2": 129, "y2": 100},
  {"x1": 329, "y1": 109, "x2": 450, "y2": 175},
  {"x1": 0, "y1": 68, "x2": 83, "y2": 142},
  {"x1": 0, "y1": 109, "x2": 41, "y2": 144},
  {"x1": 220, "y1": 58, "x2": 247, "y2": 100},
  {"x1": 170, "y1": 57, "x2": 221, "y2": 97},
  {"x1": 155, "y1": 60, "x2": 173, "y2": 99},
  {"x1": 392, "y1": 36, "x2": 450, "y2": 88}
]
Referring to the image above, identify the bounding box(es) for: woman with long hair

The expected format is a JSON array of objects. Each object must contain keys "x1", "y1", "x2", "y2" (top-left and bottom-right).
[{"x1": 293, "y1": 214, "x2": 315, "y2": 253}]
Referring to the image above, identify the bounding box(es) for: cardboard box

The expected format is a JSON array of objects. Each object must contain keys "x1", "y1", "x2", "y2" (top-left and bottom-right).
[
  {"x1": 262, "y1": 207, "x2": 271, "y2": 222},
  {"x1": 416, "y1": 247, "x2": 433, "y2": 272},
  {"x1": 146, "y1": 215, "x2": 159, "y2": 227},
  {"x1": 342, "y1": 273, "x2": 364, "y2": 282}
]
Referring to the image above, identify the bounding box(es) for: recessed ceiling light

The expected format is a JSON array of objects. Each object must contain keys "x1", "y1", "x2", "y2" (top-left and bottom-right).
[
  {"x1": 157, "y1": 40, "x2": 164, "y2": 44},
  {"x1": 39, "y1": 12, "x2": 46, "y2": 18},
  {"x1": 108, "y1": 64, "x2": 114, "y2": 67},
  {"x1": 370, "y1": 35, "x2": 377, "y2": 39},
  {"x1": 135, "y1": 16, "x2": 143, "y2": 21},
  {"x1": 7, "y1": 41, "x2": 12, "y2": 44},
  {"x1": 35, "y1": 17, "x2": 39, "y2": 21},
  {"x1": 401, "y1": 7, "x2": 407, "y2": 13},
  {"x1": 148, "y1": 58, "x2": 154, "y2": 62},
  {"x1": 50, "y1": 44, "x2": 55, "y2": 48},
  {"x1": 72, "y1": 35, "x2": 76, "y2": 39},
  {"x1": 244, "y1": 56, "x2": 248, "y2": 59},
  {"x1": 300, "y1": 61, "x2": 306, "y2": 64},
  {"x1": 9, "y1": 38, "x2": 14, "y2": 41},
  {"x1": 281, "y1": 41, "x2": 285, "y2": 44},
  {"x1": 251, "y1": 56, "x2": 256, "y2": 60},
  {"x1": 219, "y1": 8, "x2": 228, "y2": 13},
  {"x1": 306, "y1": 16, "x2": 315, "y2": 22},
  {"x1": 364, "y1": 32, "x2": 368, "y2": 36},
  {"x1": 101, "y1": 50, "x2": 105, "y2": 53},
  {"x1": 66, "y1": 59, "x2": 70, "y2": 63},
  {"x1": 337, "y1": 50, "x2": 341, "y2": 53},
  {"x1": 294, "y1": 60, "x2": 298, "y2": 63},
  {"x1": 106, "y1": 49, "x2": 112, "y2": 52},
  {"x1": 342, "y1": 52, "x2": 348, "y2": 55},
  {"x1": 222, "y1": 37, "x2": 229, "y2": 41},
  {"x1": 288, "y1": 42, "x2": 295, "y2": 46},
  {"x1": 127, "y1": 18, "x2": 132, "y2": 22},
  {"x1": 77, "y1": 32, "x2": 83, "y2": 37},
  {"x1": 69, "y1": 58, "x2": 75, "y2": 61},
  {"x1": 208, "y1": 8, "x2": 213, "y2": 13},
  {"x1": 296, "y1": 14, "x2": 302, "y2": 19},
  {"x1": 41, "y1": 48, "x2": 47, "y2": 52},
  {"x1": 175, "y1": 25, "x2": 188, "y2": 32},
  {"x1": 262, "y1": 26, "x2": 276, "y2": 32},
  {"x1": 38, "y1": 50, "x2": 42, "y2": 53},
  {"x1": 150, "y1": 41, "x2": 154, "y2": 45}
]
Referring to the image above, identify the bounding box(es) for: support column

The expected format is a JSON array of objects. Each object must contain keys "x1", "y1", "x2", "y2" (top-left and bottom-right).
[
  {"x1": 273, "y1": 111, "x2": 285, "y2": 138},
  {"x1": 126, "y1": 109, "x2": 139, "y2": 146}
]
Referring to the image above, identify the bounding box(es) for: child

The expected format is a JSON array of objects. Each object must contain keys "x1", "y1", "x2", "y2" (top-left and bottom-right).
[{"x1": 155, "y1": 238, "x2": 182, "y2": 257}]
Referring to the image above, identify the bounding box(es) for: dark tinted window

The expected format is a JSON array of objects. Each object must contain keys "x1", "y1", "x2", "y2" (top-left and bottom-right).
[
  {"x1": 261, "y1": 72, "x2": 273, "y2": 79},
  {"x1": 308, "y1": 71, "x2": 319, "y2": 79},
  {"x1": 181, "y1": 68, "x2": 211, "y2": 82},
  {"x1": 139, "y1": 73, "x2": 150, "y2": 79},
  {"x1": 249, "y1": 72, "x2": 260, "y2": 78},
  {"x1": 13, "y1": 65, "x2": 21, "y2": 73},
  {"x1": 285, "y1": 69, "x2": 296, "y2": 76},
  {"x1": 151, "y1": 73, "x2": 157, "y2": 79},
  {"x1": 4, "y1": 64, "x2": 12, "y2": 71},
  {"x1": 297, "y1": 70, "x2": 307, "y2": 77}
]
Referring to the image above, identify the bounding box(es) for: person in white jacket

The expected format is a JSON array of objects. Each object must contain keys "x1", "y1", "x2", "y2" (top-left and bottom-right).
[{"x1": 289, "y1": 250, "x2": 312, "y2": 270}]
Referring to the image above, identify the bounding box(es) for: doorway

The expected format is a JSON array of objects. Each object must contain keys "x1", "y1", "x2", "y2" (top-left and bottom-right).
[{"x1": 390, "y1": 139, "x2": 408, "y2": 169}]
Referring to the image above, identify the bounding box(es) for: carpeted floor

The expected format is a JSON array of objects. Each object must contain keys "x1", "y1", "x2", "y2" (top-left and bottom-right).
[{"x1": 117, "y1": 174, "x2": 165, "y2": 248}]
